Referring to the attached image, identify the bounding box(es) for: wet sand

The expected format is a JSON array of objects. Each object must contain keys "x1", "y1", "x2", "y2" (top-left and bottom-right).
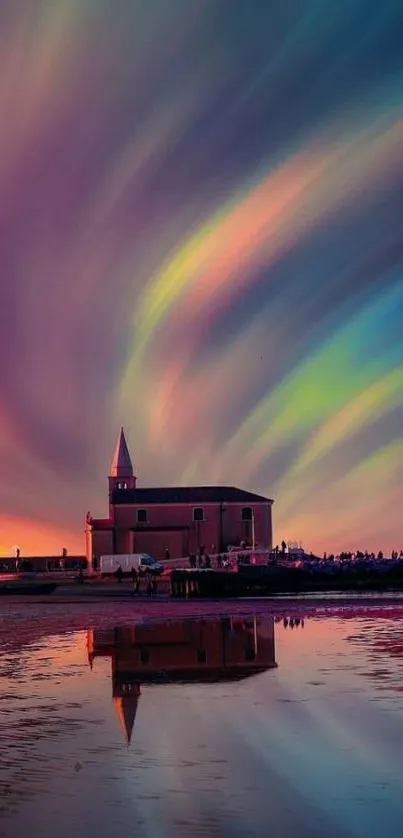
[{"x1": 3, "y1": 579, "x2": 403, "y2": 607}]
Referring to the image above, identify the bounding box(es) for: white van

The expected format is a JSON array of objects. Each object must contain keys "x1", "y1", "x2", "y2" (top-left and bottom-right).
[{"x1": 99, "y1": 553, "x2": 163, "y2": 577}]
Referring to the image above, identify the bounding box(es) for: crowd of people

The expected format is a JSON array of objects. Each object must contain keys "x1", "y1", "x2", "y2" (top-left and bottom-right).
[
  {"x1": 321, "y1": 550, "x2": 403, "y2": 561},
  {"x1": 112, "y1": 564, "x2": 158, "y2": 597},
  {"x1": 183, "y1": 542, "x2": 403, "y2": 577}
]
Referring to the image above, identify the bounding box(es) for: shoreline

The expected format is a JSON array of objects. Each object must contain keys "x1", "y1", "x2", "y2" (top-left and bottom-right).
[
  {"x1": 2, "y1": 590, "x2": 403, "y2": 656},
  {"x1": 2, "y1": 586, "x2": 403, "y2": 607}
]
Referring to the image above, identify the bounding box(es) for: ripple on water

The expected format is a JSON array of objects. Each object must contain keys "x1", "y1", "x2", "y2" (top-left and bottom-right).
[{"x1": 1, "y1": 603, "x2": 403, "y2": 837}]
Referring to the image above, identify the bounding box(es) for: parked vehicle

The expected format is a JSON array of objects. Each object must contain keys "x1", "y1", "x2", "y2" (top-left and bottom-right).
[{"x1": 99, "y1": 553, "x2": 163, "y2": 577}]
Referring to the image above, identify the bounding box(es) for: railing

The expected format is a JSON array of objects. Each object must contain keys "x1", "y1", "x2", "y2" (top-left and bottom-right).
[{"x1": 160, "y1": 548, "x2": 272, "y2": 571}]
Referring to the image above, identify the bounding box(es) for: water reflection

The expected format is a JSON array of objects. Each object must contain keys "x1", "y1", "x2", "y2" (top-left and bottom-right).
[
  {"x1": 3, "y1": 607, "x2": 403, "y2": 837},
  {"x1": 88, "y1": 615, "x2": 277, "y2": 744},
  {"x1": 274, "y1": 615, "x2": 305, "y2": 629},
  {"x1": 345, "y1": 613, "x2": 403, "y2": 694}
]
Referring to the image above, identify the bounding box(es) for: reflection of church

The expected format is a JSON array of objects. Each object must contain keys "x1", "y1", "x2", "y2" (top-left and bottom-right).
[{"x1": 87, "y1": 616, "x2": 276, "y2": 744}]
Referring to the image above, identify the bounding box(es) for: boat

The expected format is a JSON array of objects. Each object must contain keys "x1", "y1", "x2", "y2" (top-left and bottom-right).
[{"x1": 0, "y1": 576, "x2": 58, "y2": 595}]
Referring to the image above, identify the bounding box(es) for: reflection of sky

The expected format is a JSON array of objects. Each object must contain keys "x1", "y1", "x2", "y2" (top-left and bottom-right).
[
  {"x1": 2, "y1": 612, "x2": 403, "y2": 836},
  {"x1": 0, "y1": 3, "x2": 403, "y2": 555}
]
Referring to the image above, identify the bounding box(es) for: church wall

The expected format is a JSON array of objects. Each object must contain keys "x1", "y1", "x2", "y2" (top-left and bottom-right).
[
  {"x1": 90, "y1": 529, "x2": 114, "y2": 562},
  {"x1": 114, "y1": 502, "x2": 223, "y2": 555},
  {"x1": 132, "y1": 529, "x2": 187, "y2": 561},
  {"x1": 113, "y1": 503, "x2": 221, "y2": 530},
  {"x1": 221, "y1": 503, "x2": 272, "y2": 551},
  {"x1": 88, "y1": 500, "x2": 272, "y2": 562},
  {"x1": 114, "y1": 527, "x2": 133, "y2": 554}
]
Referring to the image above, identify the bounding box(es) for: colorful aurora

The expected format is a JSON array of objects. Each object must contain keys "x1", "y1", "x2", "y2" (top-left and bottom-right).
[{"x1": 0, "y1": 2, "x2": 402, "y2": 555}]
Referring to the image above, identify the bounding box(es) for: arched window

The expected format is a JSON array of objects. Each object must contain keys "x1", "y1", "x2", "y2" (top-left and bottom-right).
[
  {"x1": 193, "y1": 507, "x2": 204, "y2": 522},
  {"x1": 136, "y1": 508, "x2": 147, "y2": 523},
  {"x1": 242, "y1": 507, "x2": 253, "y2": 521},
  {"x1": 117, "y1": 482, "x2": 127, "y2": 490}
]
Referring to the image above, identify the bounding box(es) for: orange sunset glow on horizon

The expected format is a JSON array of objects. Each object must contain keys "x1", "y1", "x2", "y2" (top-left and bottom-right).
[{"x1": 0, "y1": 516, "x2": 83, "y2": 558}]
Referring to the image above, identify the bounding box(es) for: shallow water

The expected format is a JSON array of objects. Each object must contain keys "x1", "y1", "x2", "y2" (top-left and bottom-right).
[{"x1": 1, "y1": 604, "x2": 403, "y2": 838}]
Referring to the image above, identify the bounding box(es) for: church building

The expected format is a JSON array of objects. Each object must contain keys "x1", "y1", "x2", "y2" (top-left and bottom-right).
[{"x1": 85, "y1": 428, "x2": 273, "y2": 565}]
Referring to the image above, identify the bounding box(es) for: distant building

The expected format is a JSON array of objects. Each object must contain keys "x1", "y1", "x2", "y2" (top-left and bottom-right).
[
  {"x1": 87, "y1": 615, "x2": 276, "y2": 744},
  {"x1": 85, "y1": 428, "x2": 274, "y2": 565}
]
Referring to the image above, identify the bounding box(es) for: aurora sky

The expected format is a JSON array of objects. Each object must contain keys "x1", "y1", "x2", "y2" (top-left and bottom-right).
[{"x1": 1, "y1": 1, "x2": 403, "y2": 555}]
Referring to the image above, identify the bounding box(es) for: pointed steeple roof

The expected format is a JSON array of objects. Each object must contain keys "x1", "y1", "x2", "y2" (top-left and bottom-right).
[
  {"x1": 114, "y1": 689, "x2": 140, "y2": 745},
  {"x1": 110, "y1": 427, "x2": 133, "y2": 478}
]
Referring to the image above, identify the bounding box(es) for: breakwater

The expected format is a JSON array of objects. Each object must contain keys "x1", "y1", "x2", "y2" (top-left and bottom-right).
[{"x1": 170, "y1": 564, "x2": 403, "y2": 598}]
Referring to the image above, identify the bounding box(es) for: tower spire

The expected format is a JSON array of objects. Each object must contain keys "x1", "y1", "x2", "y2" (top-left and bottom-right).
[
  {"x1": 110, "y1": 427, "x2": 133, "y2": 478},
  {"x1": 108, "y1": 426, "x2": 136, "y2": 502},
  {"x1": 114, "y1": 688, "x2": 140, "y2": 746}
]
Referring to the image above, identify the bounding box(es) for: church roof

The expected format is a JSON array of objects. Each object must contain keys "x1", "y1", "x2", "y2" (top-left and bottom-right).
[
  {"x1": 110, "y1": 427, "x2": 133, "y2": 478},
  {"x1": 112, "y1": 485, "x2": 272, "y2": 504}
]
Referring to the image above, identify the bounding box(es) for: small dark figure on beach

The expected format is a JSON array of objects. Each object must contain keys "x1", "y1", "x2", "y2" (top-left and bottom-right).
[
  {"x1": 146, "y1": 574, "x2": 153, "y2": 597},
  {"x1": 115, "y1": 565, "x2": 123, "y2": 583},
  {"x1": 131, "y1": 567, "x2": 141, "y2": 595},
  {"x1": 76, "y1": 567, "x2": 84, "y2": 585},
  {"x1": 165, "y1": 547, "x2": 171, "y2": 561}
]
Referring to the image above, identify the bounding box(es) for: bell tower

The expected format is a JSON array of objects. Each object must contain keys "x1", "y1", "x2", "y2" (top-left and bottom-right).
[{"x1": 108, "y1": 427, "x2": 137, "y2": 500}]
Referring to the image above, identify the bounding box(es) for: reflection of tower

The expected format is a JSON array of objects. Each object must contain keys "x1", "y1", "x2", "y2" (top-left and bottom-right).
[
  {"x1": 113, "y1": 682, "x2": 141, "y2": 746},
  {"x1": 87, "y1": 630, "x2": 142, "y2": 745},
  {"x1": 87, "y1": 617, "x2": 277, "y2": 746},
  {"x1": 112, "y1": 633, "x2": 141, "y2": 745}
]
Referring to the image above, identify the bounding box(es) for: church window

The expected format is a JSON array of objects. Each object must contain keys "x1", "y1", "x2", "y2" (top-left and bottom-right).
[
  {"x1": 242, "y1": 507, "x2": 253, "y2": 521},
  {"x1": 137, "y1": 508, "x2": 147, "y2": 523},
  {"x1": 117, "y1": 482, "x2": 128, "y2": 490},
  {"x1": 193, "y1": 507, "x2": 204, "y2": 522}
]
